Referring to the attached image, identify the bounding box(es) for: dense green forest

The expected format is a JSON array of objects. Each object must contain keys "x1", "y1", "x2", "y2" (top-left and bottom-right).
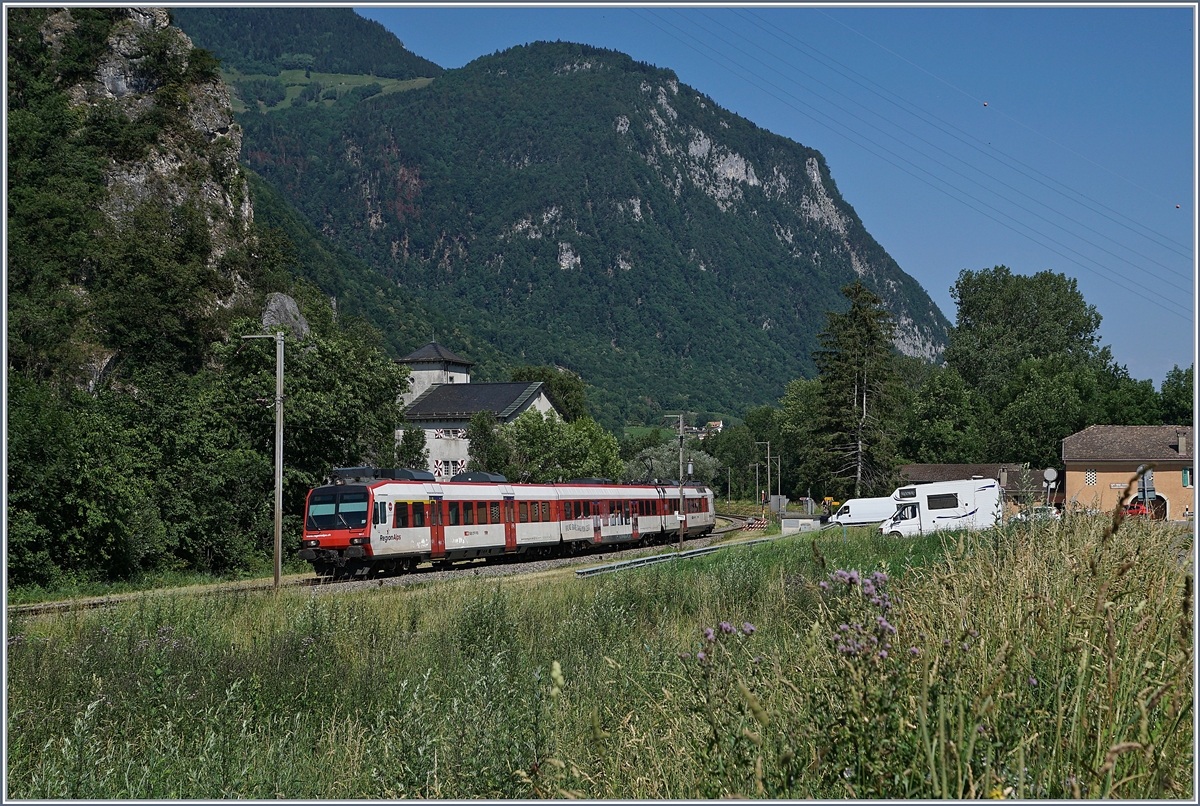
[
  {"x1": 168, "y1": 7, "x2": 443, "y2": 80},
  {"x1": 4, "y1": 8, "x2": 419, "y2": 589},
  {"x1": 183, "y1": 22, "x2": 950, "y2": 430}
]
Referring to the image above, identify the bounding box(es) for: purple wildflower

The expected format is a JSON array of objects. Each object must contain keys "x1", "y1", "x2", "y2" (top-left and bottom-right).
[
  {"x1": 720, "y1": 622, "x2": 735, "y2": 635},
  {"x1": 878, "y1": 650, "x2": 888, "y2": 659},
  {"x1": 818, "y1": 581, "x2": 829, "y2": 590},
  {"x1": 862, "y1": 580, "x2": 876, "y2": 596},
  {"x1": 696, "y1": 650, "x2": 707, "y2": 661},
  {"x1": 1028, "y1": 676, "x2": 1038, "y2": 687},
  {"x1": 703, "y1": 627, "x2": 715, "y2": 642},
  {"x1": 678, "y1": 653, "x2": 692, "y2": 660},
  {"x1": 839, "y1": 623, "x2": 850, "y2": 632},
  {"x1": 962, "y1": 642, "x2": 970, "y2": 652},
  {"x1": 910, "y1": 647, "x2": 920, "y2": 656},
  {"x1": 742, "y1": 622, "x2": 756, "y2": 635},
  {"x1": 871, "y1": 570, "x2": 889, "y2": 585},
  {"x1": 847, "y1": 569, "x2": 860, "y2": 585}
]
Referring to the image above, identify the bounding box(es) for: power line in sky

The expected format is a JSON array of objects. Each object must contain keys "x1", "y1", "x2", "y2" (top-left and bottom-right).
[
  {"x1": 633, "y1": 9, "x2": 1192, "y2": 322},
  {"x1": 816, "y1": 7, "x2": 1189, "y2": 210},
  {"x1": 689, "y1": 9, "x2": 1192, "y2": 294},
  {"x1": 740, "y1": 9, "x2": 1194, "y2": 264}
]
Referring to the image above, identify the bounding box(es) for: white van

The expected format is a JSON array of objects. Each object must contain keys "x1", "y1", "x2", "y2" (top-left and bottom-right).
[
  {"x1": 878, "y1": 478, "x2": 1002, "y2": 538},
  {"x1": 830, "y1": 497, "x2": 898, "y2": 527}
]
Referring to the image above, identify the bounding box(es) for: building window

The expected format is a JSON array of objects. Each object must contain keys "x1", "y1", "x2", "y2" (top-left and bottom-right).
[
  {"x1": 1085, "y1": 469, "x2": 1097, "y2": 486},
  {"x1": 1184, "y1": 467, "x2": 1193, "y2": 488}
]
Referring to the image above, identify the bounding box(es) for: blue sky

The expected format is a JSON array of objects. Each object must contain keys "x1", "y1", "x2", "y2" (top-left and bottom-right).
[{"x1": 355, "y1": 4, "x2": 1195, "y2": 385}]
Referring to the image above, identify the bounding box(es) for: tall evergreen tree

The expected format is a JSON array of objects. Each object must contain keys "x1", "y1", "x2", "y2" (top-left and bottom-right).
[{"x1": 813, "y1": 282, "x2": 902, "y2": 499}]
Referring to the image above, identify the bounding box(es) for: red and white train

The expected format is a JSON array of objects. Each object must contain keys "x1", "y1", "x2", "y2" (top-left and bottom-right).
[{"x1": 298, "y1": 468, "x2": 717, "y2": 578}]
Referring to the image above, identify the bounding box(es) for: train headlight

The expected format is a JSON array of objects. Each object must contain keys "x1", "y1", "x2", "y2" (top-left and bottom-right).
[
  {"x1": 349, "y1": 537, "x2": 367, "y2": 545},
  {"x1": 303, "y1": 539, "x2": 320, "y2": 548}
]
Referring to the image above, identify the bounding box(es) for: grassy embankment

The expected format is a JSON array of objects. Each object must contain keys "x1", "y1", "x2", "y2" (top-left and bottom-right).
[{"x1": 6, "y1": 514, "x2": 1192, "y2": 798}]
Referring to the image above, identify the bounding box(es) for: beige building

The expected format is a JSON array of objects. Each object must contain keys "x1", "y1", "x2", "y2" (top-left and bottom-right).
[{"x1": 1061, "y1": 425, "x2": 1194, "y2": 520}]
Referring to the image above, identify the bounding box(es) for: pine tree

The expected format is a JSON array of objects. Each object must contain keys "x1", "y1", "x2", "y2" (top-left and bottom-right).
[{"x1": 813, "y1": 282, "x2": 903, "y2": 499}]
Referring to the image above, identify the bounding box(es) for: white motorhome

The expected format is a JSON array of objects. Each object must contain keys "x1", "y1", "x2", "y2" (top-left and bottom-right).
[
  {"x1": 878, "y1": 478, "x2": 1002, "y2": 537},
  {"x1": 830, "y1": 497, "x2": 898, "y2": 527}
]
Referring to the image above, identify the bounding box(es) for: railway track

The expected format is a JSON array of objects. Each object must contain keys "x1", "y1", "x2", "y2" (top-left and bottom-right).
[{"x1": 8, "y1": 514, "x2": 753, "y2": 617}]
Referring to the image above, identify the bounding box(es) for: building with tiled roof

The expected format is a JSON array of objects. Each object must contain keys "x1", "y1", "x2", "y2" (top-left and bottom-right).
[
  {"x1": 1061, "y1": 425, "x2": 1194, "y2": 520},
  {"x1": 396, "y1": 343, "x2": 560, "y2": 479}
]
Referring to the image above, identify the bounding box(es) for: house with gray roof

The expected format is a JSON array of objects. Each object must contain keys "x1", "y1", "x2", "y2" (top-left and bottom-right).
[{"x1": 396, "y1": 343, "x2": 560, "y2": 479}]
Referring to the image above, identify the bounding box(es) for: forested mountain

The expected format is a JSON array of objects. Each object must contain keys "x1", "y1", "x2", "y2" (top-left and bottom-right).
[
  {"x1": 168, "y1": 7, "x2": 443, "y2": 79},
  {"x1": 174, "y1": 11, "x2": 949, "y2": 428}
]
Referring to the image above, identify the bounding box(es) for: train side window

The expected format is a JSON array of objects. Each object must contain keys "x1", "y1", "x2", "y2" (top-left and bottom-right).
[
  {"x1": 519, "y1": 501, "x2": 529, "y2": 523},
  {"x1": 478, "y1": 502, "x2": 489, "y2": 524},
  {"x1": 448, "y1": 501, "x2": 460, "y2": 526},
  {"x1": 490, "y1": 501, "x2": 501, "y2": 524},
  {"x1": 463, "y1": 501, "x2": 475, "y2": 525},
  {"x1": 393, "y1": 502, "x2": 409, "y2": 528},
  {"x1": 412, "y1": 503, "x2": 426, "y2": 528},
  {"x1": 541, "y1": 501, "x2": 550, "y2": 521}
]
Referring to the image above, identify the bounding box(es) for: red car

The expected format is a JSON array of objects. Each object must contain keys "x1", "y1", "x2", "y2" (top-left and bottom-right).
[{"x1": 1124, "y1": 501, "x2": 1149, "y2": 517}]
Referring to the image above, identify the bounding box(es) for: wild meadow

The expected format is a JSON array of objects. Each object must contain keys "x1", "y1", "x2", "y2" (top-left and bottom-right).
[{"x1": 6, "y1": 513, "x2": 1193, "y2": 799}]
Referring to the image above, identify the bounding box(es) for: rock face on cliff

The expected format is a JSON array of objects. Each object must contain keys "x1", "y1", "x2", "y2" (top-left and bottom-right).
[
  {"x1": 9, "y1": 7, "x2": 261, "y2": 388},
  {"x1": 41, "y1": 7, "x2": 252, "y2": 270}
]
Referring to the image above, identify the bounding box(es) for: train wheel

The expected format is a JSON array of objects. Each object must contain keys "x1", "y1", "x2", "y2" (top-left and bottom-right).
[{"x1": 313, "y1": 561, "x2": 334, "y2": 579}]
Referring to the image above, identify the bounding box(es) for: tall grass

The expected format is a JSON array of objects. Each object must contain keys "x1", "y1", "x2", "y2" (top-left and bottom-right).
[{"x1": 6, "y1": 516, "x2": 1192, "y2": 798}]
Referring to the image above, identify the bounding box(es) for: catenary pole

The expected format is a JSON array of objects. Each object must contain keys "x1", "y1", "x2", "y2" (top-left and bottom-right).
[{"x1": 242, "y1": 331, "x2": 285, "y2": 590}]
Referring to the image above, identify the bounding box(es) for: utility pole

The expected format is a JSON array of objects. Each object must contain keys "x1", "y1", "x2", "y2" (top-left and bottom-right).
[
  {"x1": 665, "y1": 414, "x2": 685, "y2": 550},
  {"x1": 756, "y1": 441, "x2": 771, "y2": 519},
  {"x1": 751, "y1": 463, "x2": 761, "y2": 516},
  {"x1": 242, "y1": 331, "x2": 285, "y2": 590}
]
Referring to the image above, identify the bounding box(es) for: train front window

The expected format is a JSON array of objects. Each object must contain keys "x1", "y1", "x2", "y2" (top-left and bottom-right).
[
  {"x1": 337, "y1": 491, "x2": 369, "y2": 528},
  {"x1": 306, "y1": 493, "x2": 337, "y2": 530},
  {"x1": 307, "y1": 489, "x2": 370, "y2": 530}
]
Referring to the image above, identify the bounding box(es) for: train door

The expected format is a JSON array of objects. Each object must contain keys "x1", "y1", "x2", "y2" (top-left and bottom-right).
[
  {"x1": 430, "y1": 498, "x2": 445, "y2": 558},
  {"x1": 504, "y1": 497, "x2": 517, "y2": 552}
]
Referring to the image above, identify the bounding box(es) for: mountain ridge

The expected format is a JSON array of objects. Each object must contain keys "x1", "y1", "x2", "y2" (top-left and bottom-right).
[{"x1": 175, "y1": 13, "x2": 950, "y2": 426}]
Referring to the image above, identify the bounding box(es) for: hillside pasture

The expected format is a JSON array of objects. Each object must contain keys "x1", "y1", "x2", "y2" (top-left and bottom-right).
[{"x1": 221, "y1": 68, "x2": 434, "y2": 112}]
